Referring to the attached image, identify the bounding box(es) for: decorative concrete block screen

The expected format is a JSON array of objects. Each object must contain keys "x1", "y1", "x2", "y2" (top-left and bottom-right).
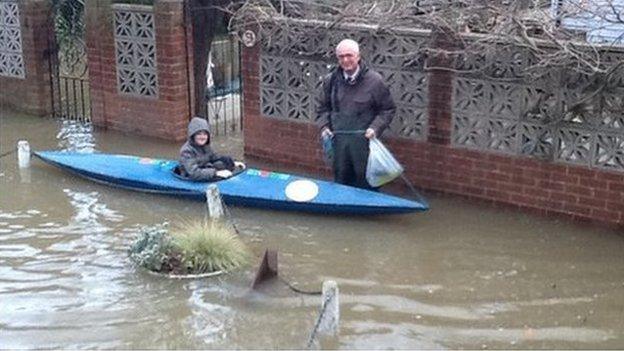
[
  {"x1": 260, "y1": 24, "x2": 430, "y2": 140},
  {"x1": 0, "y1": 0, "x2": 24, "y2": 78},
  {"x1": 452, "y1": 46, "x2": 624, "y2": 172},
  {"x1": 113, "y1": 4, "x2": 158, "y2": 97}
]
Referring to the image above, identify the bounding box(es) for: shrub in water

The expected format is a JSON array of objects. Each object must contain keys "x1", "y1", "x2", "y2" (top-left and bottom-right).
[
  {"x1": 128, "y1": 223, "x2": 173, "y2": 272},
  {"x1": 171, "y1": 220, "x2": 250, "y2": 274}
]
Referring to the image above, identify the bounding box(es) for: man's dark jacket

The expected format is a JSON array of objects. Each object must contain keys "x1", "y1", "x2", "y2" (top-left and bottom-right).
[
  {"x1": 316, "y1": 62, "x2": 395, "y2": 136},
  {"x1": 316, "y1": 62, "x2": 396, "y2": 188}
]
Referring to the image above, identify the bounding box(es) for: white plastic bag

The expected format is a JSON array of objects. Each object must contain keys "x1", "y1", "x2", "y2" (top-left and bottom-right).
[{"x1": 366, "y1": 138, "x2": 403, "y2": 187}]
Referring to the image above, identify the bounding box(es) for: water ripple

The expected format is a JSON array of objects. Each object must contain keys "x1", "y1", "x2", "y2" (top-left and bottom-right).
[
  {"x1": 0, "y1": 244, "x2": 41, "y2": 258},
  {"x1": 56, "y1": 120, "x2": 95, "y2": 153},
  {"x1": 344, "y1": 321, "x2": 615, "y2": 349},
  {"x1": 187, "y1": 287, "x2": 232, "y2": 344}
]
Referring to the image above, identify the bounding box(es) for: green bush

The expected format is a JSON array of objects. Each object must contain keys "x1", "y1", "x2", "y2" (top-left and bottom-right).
[
  {"x1": 171, "y1": 221, "x2": 250, "y2": 274},
  {"x1": 128, "y1": 223, "x2": 173, "y2": 272}
]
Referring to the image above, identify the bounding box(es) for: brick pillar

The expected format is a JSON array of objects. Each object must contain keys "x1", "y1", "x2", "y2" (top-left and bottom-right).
[
  {"x1": 426, "y1": 31, "x2": 456, "y2": 145},
  {"x1": 0, "y1": 0, "x2": 54, "y2": 116},
  {"x1": 85, "y1": 0, "x2": 192, "y2": 141},
  {"x1": 241, "y1": 41, "x2": 261, "y2": 156}
]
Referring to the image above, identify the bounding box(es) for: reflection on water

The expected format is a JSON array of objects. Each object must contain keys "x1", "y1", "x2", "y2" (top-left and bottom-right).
[
  {"x1": 187, "y1": 284, "x2": 232, "y2": 344},
  {"x1": 1, "y1": 113, "x2": 624, "y2": 349},
  {"x1": 18, "y1": 167, "x2": 31, "y2": 183},
  {"x1": 63, "y1": 189, "x2": 124, "y2": 230},
  {"x1": 56, "y1": 120, "x2": 95, "y2": 153},
  {"x1": 343, "y1": 321, "x2": 614, "y2": 349}
]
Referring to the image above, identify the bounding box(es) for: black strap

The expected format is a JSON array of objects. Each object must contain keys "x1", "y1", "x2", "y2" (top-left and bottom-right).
[{"x1": 399, "y1": 173, "x2": 430, "y2": 207}]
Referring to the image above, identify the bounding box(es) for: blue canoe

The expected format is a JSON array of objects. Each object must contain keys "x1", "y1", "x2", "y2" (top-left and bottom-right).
[{"x1": 34, "y1": 151, "x2": 429, "y2": 215}]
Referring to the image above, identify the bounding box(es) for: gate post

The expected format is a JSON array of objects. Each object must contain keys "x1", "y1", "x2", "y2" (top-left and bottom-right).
[
  {"x1": 85, "y1": 0, "x2": 192, "y2": 141},
  {"x1": 0, "y1": 0, "x2": 55, "y2": 117}
]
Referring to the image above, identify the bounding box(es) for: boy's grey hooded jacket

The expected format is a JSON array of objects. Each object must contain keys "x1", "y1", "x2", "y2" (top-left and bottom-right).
[{"x1": 179, "y1": 117, "x2": 228, "y2": 181}]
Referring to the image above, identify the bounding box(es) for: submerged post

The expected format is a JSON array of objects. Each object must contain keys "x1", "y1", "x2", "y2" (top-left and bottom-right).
[
  {"x1": 307, "y1": 280, "x2": 339, "y2": 348},
  {"x1": 318, "y1": 280, "x2": 339, "y2": 335},
  {"x1": 206, "y1": 184, "x2": 224, "y2": 219},
  {"x1": 17, "y1": 140, "x2": 30, "y2": 168}
]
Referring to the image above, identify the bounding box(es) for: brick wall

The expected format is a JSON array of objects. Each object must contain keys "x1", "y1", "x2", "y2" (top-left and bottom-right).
[
  {"x1": 85, "y1": 0, "x2": 191, "y2": 141},
  {"x1": 242, "y1": 36, "x2": 624, "y2": 228},
  {"x1": 242, "y1": 43, "x2": 329, "y2": 176},
  {"x1": 0, "y1": 0, "x2": 54, "y2": 117}
]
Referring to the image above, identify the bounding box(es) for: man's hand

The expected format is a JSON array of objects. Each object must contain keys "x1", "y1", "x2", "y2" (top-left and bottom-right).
[
  {"x1": 215, "y1": 169, "x2": 233, "y2": 178},
  {"x1": 365, "y1": 128, "x2": 376, "y2": 139},
  {"x1": 321, "y1": 127, "x2": 334, "y2": 138},
  {"x1": 234, "y1": 161, "x2": 246, "y2": 170}
]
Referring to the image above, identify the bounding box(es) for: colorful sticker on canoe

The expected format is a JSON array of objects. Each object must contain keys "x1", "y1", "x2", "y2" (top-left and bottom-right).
[{"x1": 247, "y1": 169, "x2": 290, "y2": 180}]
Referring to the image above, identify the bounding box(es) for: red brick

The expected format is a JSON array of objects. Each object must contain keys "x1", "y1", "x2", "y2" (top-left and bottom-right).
[
  {"x1": 537, "y1": 179, "x2": 565, "y2": 192},
  {"x1": 490, "y1": 171, "x2": 512, "y2": 182},
  {"x1": 524, "y1": 187, "x2": 550, "y2": 199},
  {"x1": 600, "y1": 172, "x2": 624, "y2": 182},
  {"x1": 577, "y1": 196, "x2": 606, "y2": 209},
  {"x1": 565, "y1": 185, "x2": 594, "y2": 197},
  {"x1": 594, "y1": 189, "x2": 622, "y2": 202},
  {"x1": 608, "y1": 182, "x2": 624, "y2": 193},
  {"x1": 591, "y1": 208, "x2": 621, "y2": 223},
  {"x1": 567, "y1": 166, "x2": 596, "y2": 179},
  {"x1": 498, "y1": 164, "x2": 523, "y2": 175},
  {"x1": 485, "y1": 189, "x2": 510, "y2": 201},
  {"x1": 580, "y1": 177, "x2": 608, "y2": 189},
  {"x1": 563, "y1": 203, "x2": 592, "y2": 216},
  {"x1": 511, "y1": 174, "x2": 537, "y2": 186},
  {"x1": 550, "y1": 191, "x2": 578, "y2": 204},
  {"x1": 510, "y1": 194, "x2": 533, "y2": 206},
  {"x1": 551, "y1": 173, "x2": 580, "y2": 185},
  {"x1": 447, "y1": 173, "x2": 470, "y2": 184},
  {"x1": 606, "y1": 201, "x2": 624, "y2": 213},
  {"x1": 539, "y1": 199, "x2": 564, "y2": 210},
  {"x1": 498, "y1": 182, "x2": 523, "y2": 194}
]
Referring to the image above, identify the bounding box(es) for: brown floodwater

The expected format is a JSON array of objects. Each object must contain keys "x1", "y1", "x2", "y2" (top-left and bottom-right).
[{"x1": 1, "y1": 112, "x2": 623, "y2": 349}]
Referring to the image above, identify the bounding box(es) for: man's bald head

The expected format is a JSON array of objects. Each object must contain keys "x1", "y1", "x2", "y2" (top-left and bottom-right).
[
  {"x1": 335, "y1": 39, "x2": 360, "y2": 56},
  {"x1": 335, "y1": 39, "x2": 361, "y2": 75}
]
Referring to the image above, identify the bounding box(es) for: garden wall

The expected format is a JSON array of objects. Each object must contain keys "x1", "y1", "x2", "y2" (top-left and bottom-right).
[
  {"x1": 0, "y1": 0, "x2": 54, "y2": 117},
  {"x1": 85, "y1": 0, "x2": 192, "y2": 140},
  {"x1": 241, "y1": 23, "x2": 624, "y2": 227}
]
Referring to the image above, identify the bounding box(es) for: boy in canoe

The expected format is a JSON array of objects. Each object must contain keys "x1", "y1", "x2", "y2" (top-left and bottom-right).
[{"x1": 178, "y1": 117, "x2": 245, "y2": 181}]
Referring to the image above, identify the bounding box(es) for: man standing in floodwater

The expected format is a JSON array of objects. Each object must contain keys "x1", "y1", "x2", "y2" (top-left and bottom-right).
[{"x1": 317, "y1": 39, "x2": 396, "y2": 189}]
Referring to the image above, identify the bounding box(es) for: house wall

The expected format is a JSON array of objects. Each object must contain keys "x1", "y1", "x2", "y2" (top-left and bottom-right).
[
  {"x1": 0, "y1": 0, "x2": 54, "y2": 117},
  {"x1": 85, "y1": 0, "x2": 192, "y2": 140},
  {"x1": 242, "y1": 24, "x2": 624, "y2": 227}
]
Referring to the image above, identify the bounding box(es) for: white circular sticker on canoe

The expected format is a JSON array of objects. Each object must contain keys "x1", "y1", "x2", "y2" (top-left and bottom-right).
[{"x1": 285, "y1": 180, "x2": 319, "y2": 202}]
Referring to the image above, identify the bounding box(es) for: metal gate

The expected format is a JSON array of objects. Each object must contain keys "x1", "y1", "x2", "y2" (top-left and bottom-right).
[
  {"x1": 49, "y1": 0, "x2": 90, "y2": 122},
  {"x1": 204, "y1": 35, "x2": 242, "y2": 136},
  {"x1": 50, "y1": 74, "x2": 91, "y2": 122},
  {"x1": 48, "y1": 3, "x2": 242, "y2": 128},
  {"x1": 48, "y1": 36, "x2": 241, "y2": 127}
]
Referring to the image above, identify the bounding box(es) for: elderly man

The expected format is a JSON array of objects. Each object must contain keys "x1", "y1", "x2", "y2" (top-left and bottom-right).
[{"x1": 317, "y1": 39, "x2": 396, "y2": 189}]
